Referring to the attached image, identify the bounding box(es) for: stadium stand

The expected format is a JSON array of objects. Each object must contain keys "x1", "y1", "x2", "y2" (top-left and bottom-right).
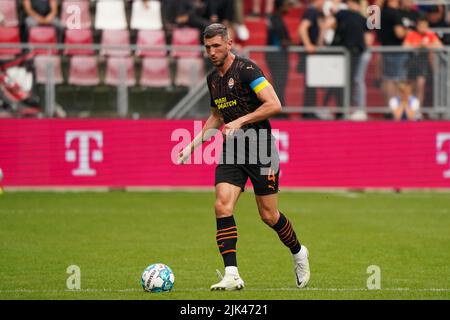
[
  {"x1": 242, "y1": 19, "x2": 267, "y2": 46},
  {"x1": 0, "y1": 26, "x2": 21, "y2": 58},
  {"x1": 68, "y1": 55, "x2": 100, "y2": 86},
  {"x1": 64, "y1": 28, "x2": 95, "y2": 56},
  {"x1": 135, "y1": 29, "x2": 167, "y2": 57},
  {"x1": 105, "y1": 56, "x2": 136, "y2": 86},
  {"x1": 28, "y1": 26, "x2": 58, "y2": 55},
  {"x1": 139, "y1": 57, "x2": 171, "y2": 87},
  {"x1": 100, "y1": 29, "x2": 131, "y2": 57},
  {"x1": 33, "y1": 54, "x2": 63, "y2": 84},
  {"x1": 171, "y1": 27, "x2": 201, "y2": 58},
  {"x1": 0, "y1": 0, "x2": 447, "y2": 120},
  {"x1": 0, "y1": 0, "x2": 19, "y2": 27},
  {"x1": 175, "y1": 57, "x2": 204, "y2": 87}
]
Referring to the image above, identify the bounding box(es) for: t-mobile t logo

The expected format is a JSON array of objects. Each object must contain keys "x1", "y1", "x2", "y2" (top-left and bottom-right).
[
  {"x1": 436, "y1": 133, "x2": 450, "y2": 178},
  {"x1": 65, "y1": 131, "x2": 103, "y2": 176}
]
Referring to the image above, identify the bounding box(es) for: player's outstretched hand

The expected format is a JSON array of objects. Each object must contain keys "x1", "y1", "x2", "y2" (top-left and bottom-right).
[
  {"x1": 223, "y1": 119, "x2": 243, "y2": 139},
  {"x1": 177, "y1": 148, "x2": 191, "y2": 165}
]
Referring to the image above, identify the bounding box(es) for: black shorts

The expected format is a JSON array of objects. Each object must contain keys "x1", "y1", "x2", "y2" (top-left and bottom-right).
[{"x1": 215, "y1": 163, "x2": 279, "y2": 196}]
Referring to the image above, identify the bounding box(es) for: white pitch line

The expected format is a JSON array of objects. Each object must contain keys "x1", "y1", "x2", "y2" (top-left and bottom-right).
[{"x1": 0, "y1": 288, "x2": 449, "y2": 294}]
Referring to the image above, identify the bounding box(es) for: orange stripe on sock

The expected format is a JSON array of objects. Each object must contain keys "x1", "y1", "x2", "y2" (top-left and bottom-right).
[
  {"x1": 216, "y1": 235, "x2": 238, "y2": 242},
  {"x1": 278, "y1": 220, "x2": 290, "y2": 234},
  {"x1": 220, "y1": 249, "x2": 236, "y2": 255},
  {"x1": 279, "y1": 221, "x2": 291, "y2": 234},
  {"x1": 217, "y1": 226, "x2": 237, "y2": 233},
  {"x1": 285, "y1": 234, "x2": 297, "y2": 245},
  {"x1": 279, "y1": 224, "x2": 292, "y2": 238},
  {"x1": 216, "y1": 231, "x2": 238, "y2": 238},
  {"x1": 281, "y1": 227, "x2": 294, "y2": 241}
]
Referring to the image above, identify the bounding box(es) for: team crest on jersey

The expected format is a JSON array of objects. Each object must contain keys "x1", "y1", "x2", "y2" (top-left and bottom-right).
[{"x1": 228, "y1": 77, "x2": 235, "y2": 89}]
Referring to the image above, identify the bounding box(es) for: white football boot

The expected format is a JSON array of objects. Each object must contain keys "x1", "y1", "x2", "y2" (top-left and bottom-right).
[
  {"x1": 210, "y1": 268, "x2": 245, "y2": 291},
  {"x1": 293, "y1": 245, "x2": 310, "y2": 288}
]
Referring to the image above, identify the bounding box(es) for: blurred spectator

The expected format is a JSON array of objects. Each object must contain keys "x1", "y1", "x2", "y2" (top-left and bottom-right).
[
  {"x1": 399, "y1": 0, "x2": 419, "y2": 30},
  {"x1": 163, "y1": 0, "x2": 211, "y2": 33},
  {"x1": 23, "y1": 0, "x2": 62, "y2": 41},
  {"x1": 323, "y1": 0, "x2": 372, "y2": 116},
  {"x1": 423, "y1": 5, "x2": 450, "y2": 45},
  {"x1": 322, "y1": 0, "x2": 347, "y2": 45},
  {"x1": 299, "y1": 0, "x2": 324, "y2": 53},
  {"x1": 206, "y1": 0, "x2": 236, "y2": 39},
  {"x1": 389, "y1": 81, "x2": 420, "y2": 120},
  {"x1": 207, "y1": 0, "x2": 235, "y2": 25},
  {"x1": 233, "y1": 0, "x2": 250, "y2": 41},
  {"x1": 377, "y1": 0, "x2": 407, "y2": 105},
  {"x1": 403, "y1": 15, "x2": 442, "y2": 107},
  {"x1": 250, "y1": 0, "x2": 274, "y2": 17},
  {"x1": 265, "y1": 0, "x2": 291, "y2": 107},
  {"x1": 298, "y1": 0, "x2": 325, "y2": 118},
  {"x1": 23, "y1": 0, "x2": 60, "y2": 29}
]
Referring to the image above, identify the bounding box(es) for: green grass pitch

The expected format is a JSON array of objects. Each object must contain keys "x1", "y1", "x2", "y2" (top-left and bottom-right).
[{"x1": 0, "y1": 190, "x2": 449, "y2": 300}]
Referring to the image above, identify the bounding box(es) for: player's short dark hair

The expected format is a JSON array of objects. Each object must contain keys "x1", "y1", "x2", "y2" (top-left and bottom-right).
[{"x1": 203, "y1": 23, "x2": 229, "y2": 40}]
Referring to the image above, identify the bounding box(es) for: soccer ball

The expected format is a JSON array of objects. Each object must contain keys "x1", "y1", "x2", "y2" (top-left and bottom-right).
[{"x1": 141, "y1": 263, "x2": 175, "y2": 293}]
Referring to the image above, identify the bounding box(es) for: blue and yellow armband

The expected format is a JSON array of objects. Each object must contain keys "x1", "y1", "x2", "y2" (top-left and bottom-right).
[{"x1": 249, "y1": 77, "x2": 270, "y2": 94}]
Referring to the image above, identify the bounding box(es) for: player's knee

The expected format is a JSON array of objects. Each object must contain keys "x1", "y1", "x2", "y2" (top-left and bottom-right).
[
  {"x1": 259, "y1": 210, "x2": 278, "y2": 227},
  {"x1": 214, "y1": 200, "x2": 233, "y2": 218}
]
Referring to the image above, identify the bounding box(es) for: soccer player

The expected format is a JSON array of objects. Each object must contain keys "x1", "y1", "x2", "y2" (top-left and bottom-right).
[{"x1": 178, "y1": 23, "x2": 310, "y2": 290}]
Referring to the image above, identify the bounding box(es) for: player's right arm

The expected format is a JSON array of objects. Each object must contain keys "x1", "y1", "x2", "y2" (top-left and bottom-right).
[{"x1": 178, "y1": 107, "x2": 223, "y2": 164}]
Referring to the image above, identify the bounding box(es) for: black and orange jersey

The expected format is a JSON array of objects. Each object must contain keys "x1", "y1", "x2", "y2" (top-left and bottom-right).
[{"x1": 207, "y1": 55, "x2": 273, "y2": 135}]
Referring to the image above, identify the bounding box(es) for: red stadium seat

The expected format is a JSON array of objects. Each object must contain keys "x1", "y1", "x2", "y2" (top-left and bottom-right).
[
  {"x1": 105, "y1": 57, "x2": 136, "y2": 86},
  {"x1": 68, "y1": 55, "x2": 100, "y2": 86},
  {"x1": 101, "y1": 30, "x2": 131, "y2": 56},
  {"x1": 0, "y1": 0, "x2": 19, "y2": 27},
  {"x1": 0, "y1": 27, "x2": 21, "y2": 58},
  {"x1": 284, "y1": 17, "x2": 300, "y2": 45},
  {"x1": 136, "y1": 30, "x2": 166, "y2": 57},
  {"x1": 64, "y1": 29, "x2": 95, "y2": 56},
  {"x1": 61, "y1": 0, "x2": 92, "y2": 30},
  {"x1": 28, "y1": 26, "x2": 58, "y2": 55},
  {"x1": 285, "y1": 4, "x2": 305, "y2": 20},
  {"x1": 174, "y1": 57, "x2": 204, "y2": 87},
  {"x1": 171, "y1": 28, "x2": 201, "y2": 58},
  {"x1": 242, "y1": 18, "x2": 267, "y2": 46},
  {"x1": 33, "y1": 55, "x2": 63, "y2": 84},
  {"x1": 140, "y1": 57, "x2": 171, "y2": 87}
]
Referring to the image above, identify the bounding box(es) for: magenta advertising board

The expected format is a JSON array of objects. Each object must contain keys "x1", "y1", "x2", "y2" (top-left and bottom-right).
[{"x1": 1, "y1": 119, "x2": 450, "y2": 188}]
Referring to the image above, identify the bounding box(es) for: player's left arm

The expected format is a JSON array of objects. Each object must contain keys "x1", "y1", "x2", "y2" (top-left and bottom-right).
[{"x1": 223, "y1": 83, "x2": 281, "y2": 137}]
